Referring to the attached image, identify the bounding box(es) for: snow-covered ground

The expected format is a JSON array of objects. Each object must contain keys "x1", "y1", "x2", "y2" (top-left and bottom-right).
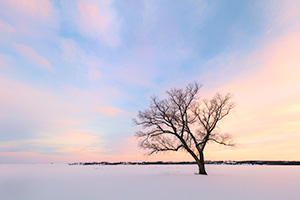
[{"x1": 0, "y1": 164, "x2": 299, "y2": 200}]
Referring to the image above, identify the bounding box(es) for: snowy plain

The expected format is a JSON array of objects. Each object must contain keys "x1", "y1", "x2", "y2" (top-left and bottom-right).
[{"x1": 0, "y1": 164, "x2": 299, "y2": 200}]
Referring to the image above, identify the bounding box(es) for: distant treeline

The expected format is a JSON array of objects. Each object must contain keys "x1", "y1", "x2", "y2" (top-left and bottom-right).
[{"x1": 69, "y1": 160, "x2": 300, "y2": 166}]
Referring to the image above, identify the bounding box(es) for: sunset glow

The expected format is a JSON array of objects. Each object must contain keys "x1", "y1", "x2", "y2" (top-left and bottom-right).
[{"x1": 0, "y1": 0, "x2": 299, "y2": 163}]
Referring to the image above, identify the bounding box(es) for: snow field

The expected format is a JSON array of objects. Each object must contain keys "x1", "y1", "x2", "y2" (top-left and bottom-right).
[{"x1": 0, "y1": 164, "x2": 299, "y2": 200}]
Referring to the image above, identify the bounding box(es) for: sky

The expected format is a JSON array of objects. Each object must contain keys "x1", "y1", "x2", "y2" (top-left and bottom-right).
[{"x1": 0, "y1": 0, "x2": 299, "y2": 163}]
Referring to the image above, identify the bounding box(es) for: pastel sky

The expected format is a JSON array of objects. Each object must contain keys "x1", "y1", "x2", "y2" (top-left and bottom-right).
[{"x1": 1, "y1": 0, "x2": 299, "y2": 163}]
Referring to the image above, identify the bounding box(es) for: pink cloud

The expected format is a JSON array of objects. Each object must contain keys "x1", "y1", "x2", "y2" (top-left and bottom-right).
[
  {"x1": 95, "y1": 106, "x2": 122, "y2": 116},
  {"x1": 1, "y1": 0, "x2": 58, "y2": 40},
  {"x1": 75, "y1": 0, "x2": 120, "y2": 47},
  {"x1": 14, "y1": 43, "x2": 53, "y2": 70},
  {"x1": 0, "y1": 76, "x2": 125, "y2": 161},
  {"x1": 0, "y1": 75, "x2": 129, "y2": 141},
  {"x1": 8, "y1": 0, "x2": 53, "y2": 17},
  {"x1": 0, "y1": 19, "x2": 15, "y2": 33},
  {"x1": 0, "y1": 77, "x2": 90, "y2": 133}
]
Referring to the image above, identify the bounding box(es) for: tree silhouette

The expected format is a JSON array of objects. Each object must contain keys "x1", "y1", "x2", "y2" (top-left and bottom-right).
[{"x1": 133, "y1": 82, "x2": 235, "y2": 175}]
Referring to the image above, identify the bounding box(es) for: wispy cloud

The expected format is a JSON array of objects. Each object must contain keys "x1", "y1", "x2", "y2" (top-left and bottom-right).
[
  {"x1": 0, "y1": 19, "x2": 15, "y2": 33},
  {"x1": 1, "y1": 0, "x2": 300, "y2": 162},
  {"x1": 8, "y1": 0, "x2": 53, "y2": 17},
  {"x1": 0, "y1": 53, "x2": 14, "y2": 70},
  {"x1": 74, "y1": 0, "x2": 120, "y2": 47},
  {"x1": 60, "y1": 38, "x2": 103, "y2": 82},
  {"x1": 261, "y1": 0, "x2": 300, "y2": 33},
  {"x1": 0, "y1": 77, "x2": 88, "y2": 140},
  {"x1": 95, "y1": 106, "x2": 122, "y2": 116},
  {"x1": 1, "y1": 0, "x2": 58, "y2": 36},
  {"x1": 14, "y1": 43, "x2": 53, "y2": 70}
]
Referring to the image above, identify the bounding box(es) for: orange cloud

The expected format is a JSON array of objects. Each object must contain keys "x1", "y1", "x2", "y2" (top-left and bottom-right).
[{"x1": 36, "y1": 129, "x2": 105, "y2": 154}]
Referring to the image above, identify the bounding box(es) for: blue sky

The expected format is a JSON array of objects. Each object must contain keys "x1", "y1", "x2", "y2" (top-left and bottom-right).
[{"x1": 1, "y1": 0, "x2": 300, "y2": 163}]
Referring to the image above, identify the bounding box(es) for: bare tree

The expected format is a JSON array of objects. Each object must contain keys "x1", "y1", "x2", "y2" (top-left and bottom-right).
[{"x1": 133, "y1": 82, "x2": 235, "y2": 175}]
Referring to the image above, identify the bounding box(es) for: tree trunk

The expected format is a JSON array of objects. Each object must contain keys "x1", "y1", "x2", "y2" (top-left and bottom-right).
[{"x1": 197, "y1": 151, "x2": 207, "y2": 175}]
